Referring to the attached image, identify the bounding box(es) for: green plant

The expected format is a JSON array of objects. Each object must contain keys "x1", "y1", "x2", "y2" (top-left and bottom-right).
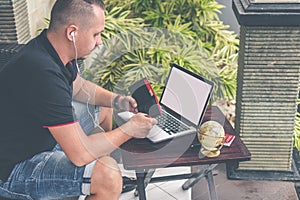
[
  {"x1": 294, "y1": 97, "x2": 300, "y2": 153},
  {"x1": 101, "y1": 7, "x2": 145, "y2": 44},
  {"x1": 86, "y1": 0, "x2": 239, "y2": 101}
]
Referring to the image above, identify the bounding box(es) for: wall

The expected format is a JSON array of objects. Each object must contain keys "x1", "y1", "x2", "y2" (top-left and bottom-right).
[
  {"x1": 26, "y1": 0, "x2": 56, "y2": 38},
  {"x1": 0, "y1": 0, "x2": 31, "y2": 43}
]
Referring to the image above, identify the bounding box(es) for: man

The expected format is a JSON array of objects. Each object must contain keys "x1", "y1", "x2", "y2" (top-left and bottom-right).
[{"x1": 0, "y1": 0, "x2": 157, "y2": 199}]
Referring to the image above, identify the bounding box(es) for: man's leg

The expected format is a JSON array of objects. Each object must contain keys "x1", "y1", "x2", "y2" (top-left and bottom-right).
[
  {"x1": 0, "y1": 151, "x2": 122, "y2": 200},
  {"x1": 72, "y1": 101, "x2": 113, "y2": 134},
  {"x1": 87, "y1": 156, "x2": 122, "y2": 199},
  {"x1": 72, "y1": 101, "x2": 135, "y2": 194},
  {"x1": 98, "y1": 106, "x2": 113, "y2": 132}
]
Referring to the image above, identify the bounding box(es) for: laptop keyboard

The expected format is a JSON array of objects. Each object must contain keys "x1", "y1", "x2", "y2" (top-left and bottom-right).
[{"x1": 156, "y1": 110, "x2": 190, "y2": 135}]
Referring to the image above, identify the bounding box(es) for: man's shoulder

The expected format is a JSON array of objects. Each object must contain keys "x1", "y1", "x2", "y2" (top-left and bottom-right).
[
  {"x1": 24, "y1": 39, "x2": 54, "y2": 66},
  {"x1": 6, "y1": 38, "x2": 52, "y2": 66}
]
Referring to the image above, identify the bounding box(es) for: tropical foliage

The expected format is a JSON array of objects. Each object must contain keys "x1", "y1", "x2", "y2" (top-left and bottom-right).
[
  {"x1": 294, "y1": 98, "x2": 300, "y2": 152},
  {"x1": 84, "y1": 0, "x2": 239, "y2": 100}
]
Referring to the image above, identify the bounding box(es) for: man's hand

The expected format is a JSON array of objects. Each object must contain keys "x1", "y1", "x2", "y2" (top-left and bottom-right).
[
  {"x1": 120, "y1": 113, "x2": 157, "y2": 138},
  {"x1": 114, "y1": 95, "x2": 138, "y2": 113}
]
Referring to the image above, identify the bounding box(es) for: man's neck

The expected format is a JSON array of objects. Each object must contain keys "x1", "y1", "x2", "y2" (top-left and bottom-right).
[{"x1": 46, "y1": 30, "x2": 72, "y2": 66}]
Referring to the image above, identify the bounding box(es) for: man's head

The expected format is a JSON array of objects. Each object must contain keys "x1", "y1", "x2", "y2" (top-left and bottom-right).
[
  {"x1": 49, "y1": 0, "x2": 105, "y2": 31},
  {"x1": 48, "y1": 0, "x2": 105, "y2": 61}
]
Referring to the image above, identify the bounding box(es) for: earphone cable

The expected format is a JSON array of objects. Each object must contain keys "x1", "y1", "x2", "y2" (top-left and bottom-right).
[{"x1": 72, "y1": 38, "x2": 104, "y2": 132}]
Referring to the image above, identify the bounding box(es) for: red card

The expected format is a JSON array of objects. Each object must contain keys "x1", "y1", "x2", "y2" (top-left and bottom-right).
[{"x1": 224, "y1": 134, "x2": 235, "y2": 147}]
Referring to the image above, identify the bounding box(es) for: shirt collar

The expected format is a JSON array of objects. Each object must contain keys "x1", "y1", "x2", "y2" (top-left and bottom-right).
[
  {"x1": 38, "y1": 29, "x2": 65, "y2": 68},
  {"x1": 38, "y1": 29, "x2": 77, "y2": 84}
]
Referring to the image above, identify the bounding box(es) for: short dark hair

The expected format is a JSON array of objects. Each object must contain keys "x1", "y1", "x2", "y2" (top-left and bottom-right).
[{"x1": 48, "y1": 0, "x2": 105, "y2": 31}]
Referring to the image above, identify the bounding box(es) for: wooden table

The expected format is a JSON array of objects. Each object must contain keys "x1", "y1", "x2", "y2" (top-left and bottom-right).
[{"x1": 120, "y1": 106, "x2": 251, "y2": 200}]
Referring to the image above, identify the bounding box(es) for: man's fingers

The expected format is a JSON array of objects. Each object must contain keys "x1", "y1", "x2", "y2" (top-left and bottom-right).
[
  {"x1": 151, "y1": 118, "x2": 158, "y2": 125},
  {"x1": 144, "y1": 115, "x2": 157, "y2": 125},
  {"x1": 129, "y1": 96, "x2": 137, "y2": 109}
]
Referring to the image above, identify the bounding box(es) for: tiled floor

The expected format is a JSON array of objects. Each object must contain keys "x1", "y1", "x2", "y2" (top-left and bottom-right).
[
  {"x1": 77, "y1": 165, "x2": 191, "y2": 200},
  {"x1": 119, "y1": 165, "x2": 191, "y2": 200},
  {"x1": 119, "y1": 163, "x2": 299, "y2": 200},
  {"x1": 78, "y1": 163, "x2": 298, "y2": 200}
]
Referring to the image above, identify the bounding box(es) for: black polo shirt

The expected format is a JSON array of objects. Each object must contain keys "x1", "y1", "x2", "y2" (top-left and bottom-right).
[{"x1": 0, "y1": 30, "x2": 77, "y2": 181}]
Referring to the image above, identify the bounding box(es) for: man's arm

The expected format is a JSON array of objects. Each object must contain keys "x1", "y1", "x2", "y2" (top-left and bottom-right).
[
  {"x1": 48, "y1": 113, "x2": 157, "y2": 166},
  {"x1": 73, "y1": 75, "x2": 138, "y2": 112},
  {"x1": 73, "y1": 75, "x2": 114, "y2": 107}
]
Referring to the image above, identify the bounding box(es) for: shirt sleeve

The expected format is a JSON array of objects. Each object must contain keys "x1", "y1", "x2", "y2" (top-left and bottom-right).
[{"x1": 24, "y1": 66, "x2": 75, "y2": 127}]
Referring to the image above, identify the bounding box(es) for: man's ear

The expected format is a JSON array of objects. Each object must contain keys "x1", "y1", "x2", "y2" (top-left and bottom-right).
[
  {"x1": 67, "y1": 25, "x2": 77, "y2": 42},
  {"x1": 70, "y1": 31, "x2": 75, "y2": 42}
]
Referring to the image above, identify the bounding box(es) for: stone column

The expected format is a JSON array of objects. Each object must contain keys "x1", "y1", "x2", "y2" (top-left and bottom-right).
[
  {"x1": 0, "y1": 0, "x2": 31, "y2": 44},
  {"x1": 26, "y1": 0, "x2": 56, "y2": 38},
  {"x1": 229, "y1": 0, "x2": 300, "y2": 181}
]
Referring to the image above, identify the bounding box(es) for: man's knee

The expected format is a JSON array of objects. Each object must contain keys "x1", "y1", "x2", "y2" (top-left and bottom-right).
[
  {"x1": 90, "y1": 156, "x2": 122, "y2": 195},
  {"x1": 100, "y1": 107, "x2": 113, "y2": 121},
  {"x1": 99, "y1": 107, "x2": 113, "y2": 131}
]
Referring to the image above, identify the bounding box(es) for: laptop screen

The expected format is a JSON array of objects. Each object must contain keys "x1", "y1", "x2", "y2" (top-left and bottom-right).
[{"x1": 160, "y1": 64, "x2": 214, "y2": 126}]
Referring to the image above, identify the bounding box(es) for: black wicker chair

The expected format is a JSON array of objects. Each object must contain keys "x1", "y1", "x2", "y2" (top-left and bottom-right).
[{"x1": 0, "y1": 43, "x2": 24, "y2": 69}]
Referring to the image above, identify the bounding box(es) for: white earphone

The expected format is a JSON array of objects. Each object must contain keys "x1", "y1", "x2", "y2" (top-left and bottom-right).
[
  {"x1": 69, "y1": 31, "x2": 101, "y2": 132},
  {"x1": 70, "y1": 31, "x2": 75, "y2": 42},
  {"x1": 69, "y1": 30, "x2": 104, "y2": 133},
  {"x1": 70, "y1": 31, "x2": 80, "y2": 74}
]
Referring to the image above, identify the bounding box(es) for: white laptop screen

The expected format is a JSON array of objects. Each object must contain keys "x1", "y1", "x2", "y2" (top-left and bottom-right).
[{"x1": 160, "y1": 65, "x2": 214, "y2": 126}]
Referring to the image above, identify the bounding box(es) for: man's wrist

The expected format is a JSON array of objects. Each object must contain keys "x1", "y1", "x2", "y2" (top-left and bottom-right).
[
  {"x1": 113, "y1": 94, "x2": 122, "y2": 110},
  {"x1": 118, "y1": 125, "x2": 134, "y2": 139}
]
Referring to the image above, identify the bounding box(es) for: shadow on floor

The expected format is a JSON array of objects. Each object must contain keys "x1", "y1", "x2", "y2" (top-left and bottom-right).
[{"x1": 191, "y1": 163, "x2": 298, "y2": 200}]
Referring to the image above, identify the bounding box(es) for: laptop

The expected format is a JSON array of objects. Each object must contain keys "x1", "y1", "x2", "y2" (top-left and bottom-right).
[{"x1": 118, "y1": 63, "x2": 215, "y2": 143}]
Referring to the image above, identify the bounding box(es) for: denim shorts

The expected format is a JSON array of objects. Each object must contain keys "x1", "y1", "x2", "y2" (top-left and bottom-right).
[{"x1": 0, "y1": 101, "x2": 101, "y2": 199}]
